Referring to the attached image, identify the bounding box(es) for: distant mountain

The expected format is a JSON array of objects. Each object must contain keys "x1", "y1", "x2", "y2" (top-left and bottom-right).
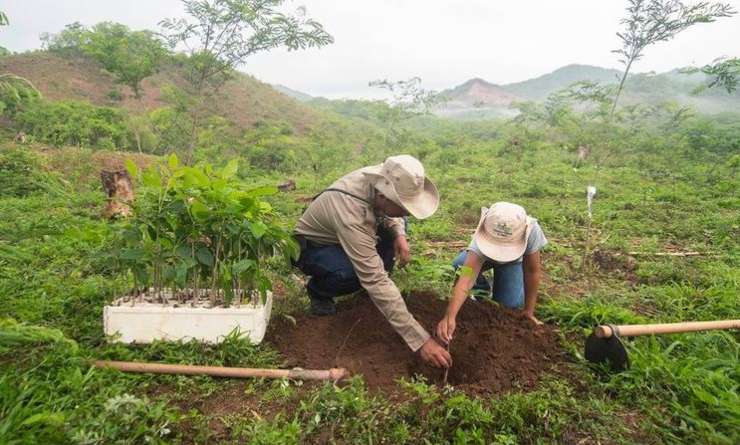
[
  {"x1": 434, "y1": 64, "x2": 739, "y2": 118},
  {"x1": 272, "y1": 84, "x2": 313, "y2": 102},
  {"x1": 436, "y1": 78, "x2": 521, "y2": 118},
  {"x1": 501, "y1": 64, "x2": 621, "y2": 100}
]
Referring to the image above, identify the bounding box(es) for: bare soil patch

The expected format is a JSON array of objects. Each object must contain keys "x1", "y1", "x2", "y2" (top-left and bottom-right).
[{"x1": 267, "y1": 291, "x2": 567, "y2": 396}]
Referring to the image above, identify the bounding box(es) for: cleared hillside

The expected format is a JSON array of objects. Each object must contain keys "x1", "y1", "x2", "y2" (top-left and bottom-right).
[{"x1": 0, "y1": 52, "x2": 322, "y2": 132}]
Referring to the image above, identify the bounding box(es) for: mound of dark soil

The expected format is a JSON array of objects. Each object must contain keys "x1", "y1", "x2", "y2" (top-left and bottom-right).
[{"x1": 267, "y1": 292, "x2": 567, "y2": 396}]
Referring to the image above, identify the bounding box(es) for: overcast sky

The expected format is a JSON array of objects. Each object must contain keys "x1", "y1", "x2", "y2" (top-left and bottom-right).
[{"x1": 2, "y1": 0, "x2": 739, "y2": 98}]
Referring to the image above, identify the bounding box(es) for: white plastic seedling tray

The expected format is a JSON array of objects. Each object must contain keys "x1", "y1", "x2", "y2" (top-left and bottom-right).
[{"x1": 103, "y1": 291, "x2": 272, "y2": 344}]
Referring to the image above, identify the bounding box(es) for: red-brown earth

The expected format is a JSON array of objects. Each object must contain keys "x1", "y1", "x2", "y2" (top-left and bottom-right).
[{"x1": 267, "y1": 291, "x2": 567, "y2": 396}]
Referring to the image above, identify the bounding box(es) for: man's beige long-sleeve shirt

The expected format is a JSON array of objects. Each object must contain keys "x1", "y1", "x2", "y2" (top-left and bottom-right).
[{"x1": 294, "y1": 167, "x2": 431, "y2": 351}]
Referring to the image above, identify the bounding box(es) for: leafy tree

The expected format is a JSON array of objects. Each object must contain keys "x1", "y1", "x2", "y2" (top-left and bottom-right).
[
  {"x1": 611, "y1": 0, "x2": 735, "y2": 115},
  {"x1": 42, "y1": 22, "x2": 170, "y2": 98},
  {"x1": 0, "y1": 74, "x2": 41, "y2": 117},
  {"x1": 696, "y1": 57, "x2": 740, "y2": 93},
  {"x1": 83, "y1": 23, "x2": 170, "y2": 98},
  {"x1": 0, "y1": 11, "x2": 8, "y2": 26},
  {"x1": 41, "y1": 22, "x2": 87, "y2": 51},
  {"x1": 369, "y1": 77, "x2": 440, "y2": 145},
  {"x1": 159, "y1": 0, "x2": 333, "y2": 161}
]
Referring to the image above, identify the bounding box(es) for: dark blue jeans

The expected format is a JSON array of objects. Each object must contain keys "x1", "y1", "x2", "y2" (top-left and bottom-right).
[
  {"x1": 295, "y1": 226, "x2": 396, "y2": 302},
  {"x1": 452, "y1": 250, "x2": 525, "y2": 308}
]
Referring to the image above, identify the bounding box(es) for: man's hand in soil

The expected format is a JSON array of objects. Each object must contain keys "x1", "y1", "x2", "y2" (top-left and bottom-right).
[
  {"x1": 436, "y1": 314, "x2": 456, "y2": 345},
  {"x1": 419, "y1": 338, "x2": 452, "y2": 368},
  {"x1": 394, "y1": 235, "x2": 411, "y2": 268},
  {"x1": 523, "y1": 310, "x2": 544, "y2": 327}
]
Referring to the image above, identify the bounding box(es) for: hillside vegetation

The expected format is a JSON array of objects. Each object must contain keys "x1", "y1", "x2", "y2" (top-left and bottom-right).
[
  {"x1": 1, "y1": 5, "x2": 739, "y2": 445},
  {"x1": 0, "y1": 52, "x2": 321, "y2": 132}
]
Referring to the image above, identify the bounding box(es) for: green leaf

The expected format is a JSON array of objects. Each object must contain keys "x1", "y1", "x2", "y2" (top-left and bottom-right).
[
  {"x1": 190, "y1": 200, "x2": 209, "y2": 219},
  {"x1": 250, "y1": 221, "x2": 268, "y2": 239},
  {"x1": 692, "y1": 386, "x2": 718, "y2": 405},
  {"x1": 168, "y1": 152, "x2": 179, "y2": 170},
  {"x1": 196, "y1": 247, "x2": 214, "y2": 266},
  {"x1": 132, "y1": 266, "x2": 149, "y2": 286},
  {"x1": 232, "y1": 259, "x2": 255, "y2": 274},
  {"x1": 184, "y1": 167, "x2": 209, "y2": 187},
  {"x1": 175, "y1": 245, "x2": 192, "y2": 259},
  {"x1": 125, "y1": 159, "x2": 138, "y2": 179},
  {"x1": 20, "y1": 412, "x2": 65, "y2": 427},
  {"x1": 222, "y1": 159, "x2": 239, "y2": 179},
  {"x1": 245, "y1": 186, "x2": 278, "y2": 198},
  {"x1": 142, "y1": 167, "x2": 160, "y2": 188},
  {"x1": 122, "y1": 227, "x2": 142, "y2": 243},
  {"x1": 175, "y1": 262, "x2": 188, "y2": 286},
  {"x1": 119, "y1": 248, "x2": 145, "y2": 261}
]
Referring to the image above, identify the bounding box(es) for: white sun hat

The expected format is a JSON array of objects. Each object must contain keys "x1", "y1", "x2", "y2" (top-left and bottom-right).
[
  {"x1": 363, "y1": 154, "x2": 440, "y2": 219},
  {"x1": 473, "y1": 202, "x2": 532, "y2": 262}
]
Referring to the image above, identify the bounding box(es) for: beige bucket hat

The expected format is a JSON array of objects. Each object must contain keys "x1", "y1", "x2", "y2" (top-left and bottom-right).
[
  {"x1": 363, "y1": 154, "x2": 439, "y2": 219},
  {"x1": 473, "y1": 202, "x2": 532, "y2": 262}
]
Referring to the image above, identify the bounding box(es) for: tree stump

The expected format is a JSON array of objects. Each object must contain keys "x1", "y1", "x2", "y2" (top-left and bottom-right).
[
  {"x1": 277, "y1": 179, "x2": 296, "y2": 192},
  {"x1": 101, "y1": 169, "x2": 134, "y2": 218}
]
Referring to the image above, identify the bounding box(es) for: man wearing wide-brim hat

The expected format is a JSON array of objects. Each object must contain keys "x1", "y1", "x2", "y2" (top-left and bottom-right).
[
  {"x1": 294, "y1": 154, "x2": 452, "y2": 368},
  {"x1": 436, "y1": 202, "x2": 548, "y2": 344}
]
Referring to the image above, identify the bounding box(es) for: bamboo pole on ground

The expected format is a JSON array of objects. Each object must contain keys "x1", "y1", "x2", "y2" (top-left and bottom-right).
[
  {"x1": 595, "y1": 320, "x2": 740, "y2": 338},
  {"x1": 94, "y1": 360, "x2": 349, "y2": 381}
]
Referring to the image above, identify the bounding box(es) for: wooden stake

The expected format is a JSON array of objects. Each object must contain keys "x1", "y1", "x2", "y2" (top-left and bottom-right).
[{"x1": 442, "y1": 342, "x2": 451, "y2": 386}]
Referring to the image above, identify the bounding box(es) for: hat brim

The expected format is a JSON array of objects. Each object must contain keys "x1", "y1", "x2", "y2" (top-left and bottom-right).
[
  {"x1": 472, "y1": 214, "x2": 531, "y2": 262},
  {"x1": 363, "y1": 168, "x2": 440, "y2": 220}
]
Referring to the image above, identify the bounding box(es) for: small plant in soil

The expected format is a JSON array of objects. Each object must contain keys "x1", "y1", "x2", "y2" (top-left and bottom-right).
[{"x1": 116, "y1": 154, "x2": 298, "y2": 307}]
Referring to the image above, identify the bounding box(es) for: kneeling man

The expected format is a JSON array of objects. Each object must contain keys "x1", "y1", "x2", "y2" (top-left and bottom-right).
[{"x1": 294, "y1": 155, "x2": 451, "y2": 368}]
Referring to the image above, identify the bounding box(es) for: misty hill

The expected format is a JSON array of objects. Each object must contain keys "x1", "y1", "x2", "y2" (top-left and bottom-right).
[
  {"x1": 0, "y1": 52, "x2": 322, "y2": 132},
  {"x1": 436, "y1": 64, "x2": 739, "y2": 118},
  {"x1": 435, "y1": 78, "x2": 521, "y2": 118},
  {"x1": 272, "y1": 84, "x2": 314, "y2": 102},
  {"x1": 501, "y1": 64, "x2": 621, "y2": 100}
]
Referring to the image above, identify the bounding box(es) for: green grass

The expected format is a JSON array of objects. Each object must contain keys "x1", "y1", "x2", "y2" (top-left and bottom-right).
[{"x1": 1, "y1": 107, "x2": 739, "y2": 444}]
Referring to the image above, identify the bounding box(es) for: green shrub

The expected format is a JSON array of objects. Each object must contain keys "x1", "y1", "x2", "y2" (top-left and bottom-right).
[
  {"x1": 16, "y1": 100, "x2": 133, "y2": 149},
  {"x1": 0, "y1": 148, "x2": 50, "y2": 197},
  {"x1": 117, "y1": 155, "x2": 298, "y2": 305},
  {"x1": 0, "y1": 74, "x2": 41, "y2": 117}
]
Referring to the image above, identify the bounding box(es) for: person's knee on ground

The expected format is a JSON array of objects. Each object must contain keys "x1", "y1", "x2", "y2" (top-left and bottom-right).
[{"x1": 298, "y1": 244, "x2": 363, "y2": 315}]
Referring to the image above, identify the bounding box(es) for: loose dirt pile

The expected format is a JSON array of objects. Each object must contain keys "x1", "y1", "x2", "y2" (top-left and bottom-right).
[{"x1": 267, "y1": 292, "x2": 567, "y2": 395}]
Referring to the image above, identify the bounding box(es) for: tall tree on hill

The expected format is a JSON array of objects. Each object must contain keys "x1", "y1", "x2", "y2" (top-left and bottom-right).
[
  {"x1": 697, "y1": 57, "x2": 740, "y2": 93},
  {"x1": 42, "y1": 22, "x2": 170, "y2": 99},
  {"x1": 159, "y1": 0, "x2": 333, "y2": 162},
  {"x1": 611, "y1": 0, "x2": 735, "y2": 116}
]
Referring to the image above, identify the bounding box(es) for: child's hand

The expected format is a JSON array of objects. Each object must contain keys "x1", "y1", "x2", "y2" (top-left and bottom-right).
[{"x1": 436, "y1": 314, "x2": 456, "y2": 345}]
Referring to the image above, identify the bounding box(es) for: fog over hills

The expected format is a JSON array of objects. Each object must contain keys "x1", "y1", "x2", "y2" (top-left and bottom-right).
[{"x1": 270, "y1": 63, "x2": 738, "y2": 119}]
